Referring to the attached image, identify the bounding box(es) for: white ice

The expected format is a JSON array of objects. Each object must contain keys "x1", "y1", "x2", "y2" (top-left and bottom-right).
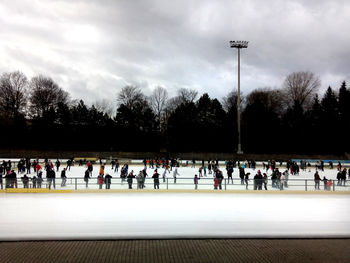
[{"x1": 0, "y1": 193, "x2": 349, "y2": 240}]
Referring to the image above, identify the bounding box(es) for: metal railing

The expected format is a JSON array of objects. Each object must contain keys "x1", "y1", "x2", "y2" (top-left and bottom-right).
[{"x1": 1, "y1": 177, "x2": 349, "y2": 192}]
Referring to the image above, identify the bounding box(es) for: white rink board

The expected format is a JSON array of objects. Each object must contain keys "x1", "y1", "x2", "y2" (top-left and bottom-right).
[{"x1": 0, "y1": 193, "x2": 349, "y2": 240}]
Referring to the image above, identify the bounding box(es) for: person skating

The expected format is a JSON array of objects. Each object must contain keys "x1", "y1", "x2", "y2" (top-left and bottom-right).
[
  {"x1": 99, "y1": 165, "x2": 105, "y2": 177},
  {"x1": 0, "y1": 164, "x2": 3, "y2": 190},
  {"x1": 314, "y1": 171, "x2": 321, "y2": 190},
  {"x1": 61, "y1": 168, "x2": 67, "y2": 187},
  {"x1": 162, "y1": 169, "x2": 167, "y2": 183},
  {"x1": 216, "y1": 170, "x2": 224, "y2": 190},
  {"x1": 173, "y1": 167, "x2": 179, "y2": 183},
  {"x1": 47, "y1": 168, "x2": 56, "y2": 190},
  {"x1": 213, "y1": 177, "x2": 219, "y2": 190},
  {"x1": 98, "y1": 173, "x2": 104, "y2": 189},
  {"x1": 127, "y1": 171, "x2": 135, "y2": 189},
  {"x1": 137, "y1": 171, "x2": 144, "y2": 189},
  {"x1": 254, "y1": 170, "x2": 263, "y2": 190},
  {"x1": 263, "y1": 173, "x2": 268, "y2": 190},
  {"x1": 280, "y1": 173, "x2": 286, "y2": 190},
  {"x1": 37, "y1": 171, "x2": 43, "y2": 188},
  {"x1": 323, "y1": 176, "x2": 328, "y2": 190},
  {"x1": 25, "y1": 158, "x2": 31, "y2": 174},
  {"x1": 152, "y1": 169, "x2": 160, "y2": 189},
  {"x1": 227, "y1": 166, "x2": 233, "y2": 184},
  {"x1": 194, "y1": 174, "x2": 199, "y2": 190},
  {"x1": 105, "y1": 174, "x2": 112, "y2": 189},
  {"x1": 55, "y1": 159, "x2": 61, "y2": 172},
  {"x1": 337, "y1": 170, "x2": 342, "y2": 186},
  {"x1": 239, "y1": 166, "x2": 245, "y2": 185},
  {"x1": 21, "y1": 174, "x2": 29, "y2": 188},
  {"x1": 87, "y1": 161, "x2": 93, "y2": 176},
  {"x1": 32, "y1": 175, "x2": 37, "y2": 188},
  {"x1": 198, "y1": 166, "x2": 203, "y2": 177},
  {"x1": 142, "y1": 168, "x2": 148, "y2": 188},
  {"x1": 66, "y1": 159, "x2": 72, "y2": 171},
  {"x1": 84, "y1": 169, "x2": 90, "y2": 188},
  {"x1": 244, "y1": 173, "x2": 250, "y2": 190},
  {"x1": 341, "y1": 168, "x2": 347, "y2": 186}
]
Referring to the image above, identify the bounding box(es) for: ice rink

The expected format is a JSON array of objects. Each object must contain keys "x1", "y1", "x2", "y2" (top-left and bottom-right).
[{"x1": 0, "y1": 192, "x2": 349, "y2": 240}]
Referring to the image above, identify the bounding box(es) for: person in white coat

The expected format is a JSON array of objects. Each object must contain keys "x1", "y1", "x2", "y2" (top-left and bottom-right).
[
  {"x1": 280, "y1": 173, "x2": 286, "y2": 190},
  {"x1": 173, "y1": 167, "x2": 179, "y2": 183}
]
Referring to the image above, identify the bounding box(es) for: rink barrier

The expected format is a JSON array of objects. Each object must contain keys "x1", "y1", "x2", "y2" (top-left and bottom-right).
[
  {"x1": 2, "y1": 189, "x2": 350, "y2": 195},
  {"x1": 1, "y1": 177, "x2": 350, "y2": 193},
  {"x1": 5, "y1": 188, "x2": 72, "y2": 193}
]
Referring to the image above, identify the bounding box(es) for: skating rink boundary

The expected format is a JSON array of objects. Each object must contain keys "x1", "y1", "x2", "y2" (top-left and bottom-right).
[{"x1": 1, "y1": 188, "x2": 350, "y2": 194}]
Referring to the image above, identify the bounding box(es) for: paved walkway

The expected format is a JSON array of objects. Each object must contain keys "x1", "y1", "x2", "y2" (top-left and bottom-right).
[{"x1": 1, "y1": 239, "x2": 349, "y2": 263}]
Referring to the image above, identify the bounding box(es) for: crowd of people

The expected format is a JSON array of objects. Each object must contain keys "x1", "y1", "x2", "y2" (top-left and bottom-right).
[{"x1": 0, "y1": 158, "x2": 349, "y2": 191}]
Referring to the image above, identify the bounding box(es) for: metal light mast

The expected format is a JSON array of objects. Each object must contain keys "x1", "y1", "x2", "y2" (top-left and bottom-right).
[{"x1": 230, "y1": 40, "x2": 248, "y2": 154}]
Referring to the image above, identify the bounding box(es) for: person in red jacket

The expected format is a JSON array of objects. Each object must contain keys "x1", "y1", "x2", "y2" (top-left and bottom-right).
[
  {"x1": 35, "y1": 163, "x2": 42, "y2": 176},
  {"x1": 98, "y1": 174, "x2": 104, "y2": 189},
  {"x1": 214, "y1": 177, "x2": 219, "y2": 190}
]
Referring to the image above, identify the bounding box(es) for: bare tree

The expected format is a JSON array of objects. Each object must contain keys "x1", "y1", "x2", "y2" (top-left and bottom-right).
[
  {"x1": 149, "y1": 86, "x2": 168, "y2": 131},
  {"x1": 93, "y1": 99, "x2": 115, "y2": 117},
  {"x1": 177, "y1": 88, "x2": 198, "y2": 104},
  {"x1": 0, "y1": 71, "x2": 28, "y2": 118},
  {"x1": 150, "y1": 86, "x2": 168, "y2": 118},
  {"x1": 117, "y1": 86, "x2": 144, "y2": 110},
  {"x1": 246, "y1": 88, "x2": 285, "y2": 116},
  {"x1": 222, "y1": 90, "x2": 244, "y2": 112},
  {"x1": 29, "y1": 75, "x2": 69, "y2": 117},
  {"x1": 283, "y1": 71, "x2": 321, "y2": 109}
]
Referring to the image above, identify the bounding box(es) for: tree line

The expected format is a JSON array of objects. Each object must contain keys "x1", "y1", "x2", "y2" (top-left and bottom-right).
[{"x1": 0, "y1": 70, "x2": 349, "y2": 154}]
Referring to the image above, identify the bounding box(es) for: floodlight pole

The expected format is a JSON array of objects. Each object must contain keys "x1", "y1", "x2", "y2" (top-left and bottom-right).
[
  {"x1": 230, "y1": 40, "x2": 248, "y2": 154},
  {"x1": 237, "y1": 47, "x2": 242, "y2": 154}
]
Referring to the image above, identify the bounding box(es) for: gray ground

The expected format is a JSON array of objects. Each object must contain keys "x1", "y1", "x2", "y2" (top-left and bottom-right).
[{"x1": 1, "y1": 239, "x2": 349, "y2": 263}]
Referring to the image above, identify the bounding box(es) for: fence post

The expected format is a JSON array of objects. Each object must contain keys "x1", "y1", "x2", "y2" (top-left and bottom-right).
[
  {"x1": 224, "y1": 179, "x2": 227, "y2": 190},
  {"x1": 75, "y1": 178, "x2": 77, "y2": 190},
  {"x1": 166, "y1": 178, "x2": 168, "y2": 190},
  {"x1": 333, "y1": 180, "x2": 335, "y2": 191},
  {"x1": 305, "y1": 180, "x2": 307, "y2": 191}
]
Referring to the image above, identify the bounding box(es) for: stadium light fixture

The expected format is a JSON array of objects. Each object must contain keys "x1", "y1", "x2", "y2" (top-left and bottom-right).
[{"x1": 230, "y1": 40, "x2": 249, "y2": 154}]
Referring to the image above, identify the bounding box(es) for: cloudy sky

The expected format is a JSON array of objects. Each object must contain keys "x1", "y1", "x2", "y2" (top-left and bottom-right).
[{"x1": 0, "y1": 0, "x2": 349, "y2": 105}]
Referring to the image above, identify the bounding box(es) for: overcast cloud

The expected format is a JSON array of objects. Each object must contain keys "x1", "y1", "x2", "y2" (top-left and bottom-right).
[{"x1": 0, "y1": 0, "x2": 349, "y2": 105}]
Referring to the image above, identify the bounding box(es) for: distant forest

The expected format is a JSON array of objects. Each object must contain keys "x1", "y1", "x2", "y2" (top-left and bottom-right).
[{"x1": 0, "y1": 71, "x2": 349, "y2": 154}]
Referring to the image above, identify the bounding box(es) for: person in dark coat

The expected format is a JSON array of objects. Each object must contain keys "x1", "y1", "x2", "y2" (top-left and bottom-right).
[
  {"x1": 66, "y1": 159, "x2": 72, "y2": 171},
  {"x1": 0, "y1": 165, "x2": 3, "y2": 189},
  {"x1": 263, "y1": 173, "x2": 268, "y2": 190},
  {"x1": 239, "y1": 167, "x2": 245, "y2": 185},
  {"x1": 127, "y1": 171, "x2": 135, "y2": 189},
  {"x1": 37, "y1": 171, "x2": 43, "y2": 188},
  {"x1": 314, "y1": 171, "x2": 321, "y2": 190},
  {"x1": 47, "y1": 169, "x2": 56, "y2": 190},
  {"x1": 341, "y1": 168, "x2": 347, "y2": 186},
  {"x1": 61, "y1": 168, "x2": 67, "y2": 187},
  {"x1": 152, "y1": 169, "x2": 160, "y2": 189},
  {"x1": 244, "y1": 173, "x2": 250, "y2": 190},
  {"x1": 84, "y1": 169, "x2": 91, "y2": 188},
  {"x1": 105, "y1": 174, "x2": 112, "y2": 189},
  {"x1": 194, "y1": 174, "x2": 199, "y2": 190},
  {"x1": 322, "y1": 176, "x2": 328, "y2": 190},
  {"x1": 216, "y1": 170, "x2": 224, "y2": 190},
  {"x1": 227, "y1": 166, "x2": 233, "y2": 184},
  {"x1": 337, "y1": 171, "x2": 342, "y2": 186},
  {"x1": 55, "y1": 159, "x2": 61, "y2": 172},
  {"x1": 253, "y1": 170, "x2": 263, "y2": 190},
  {"x1": 21, "y1": 174, "x2": 29, "y2": 188}
]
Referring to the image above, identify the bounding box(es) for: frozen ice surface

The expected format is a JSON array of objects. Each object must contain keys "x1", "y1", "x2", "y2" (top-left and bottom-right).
[{"x1": 0, "y1": 192, "x2": 349, "y2": 240}]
